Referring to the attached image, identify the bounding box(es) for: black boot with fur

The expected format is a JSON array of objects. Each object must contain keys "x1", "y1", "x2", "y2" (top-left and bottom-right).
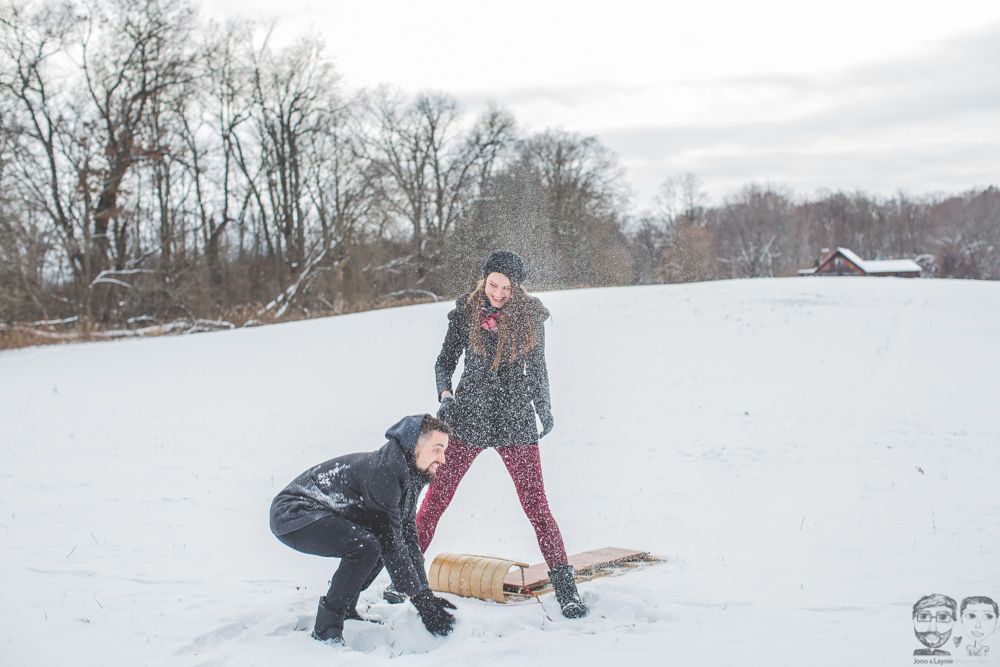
[{"x1": 549, "y1": 565, "x2": 588, "y2": 619}]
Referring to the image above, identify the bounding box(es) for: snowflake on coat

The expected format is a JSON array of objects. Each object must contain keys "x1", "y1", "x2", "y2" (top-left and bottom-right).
[{"x1": 315, "y1": 463, "x2": 348, "y2": 492}]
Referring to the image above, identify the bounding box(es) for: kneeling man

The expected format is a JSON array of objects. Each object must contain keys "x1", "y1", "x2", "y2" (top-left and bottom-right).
[{"x1": 270, "y1": 414, "x2": 456, "y2": 643}]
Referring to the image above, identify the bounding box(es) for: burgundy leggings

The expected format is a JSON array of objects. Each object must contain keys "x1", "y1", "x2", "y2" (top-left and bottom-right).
[{"x1": 415, "y1": 438, "x2": 569, "y2": 568}]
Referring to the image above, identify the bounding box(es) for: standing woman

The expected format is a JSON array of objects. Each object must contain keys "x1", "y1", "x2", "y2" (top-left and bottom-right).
[{"x1": 416, "y1": 250, "x2": 588, "y2": 619}]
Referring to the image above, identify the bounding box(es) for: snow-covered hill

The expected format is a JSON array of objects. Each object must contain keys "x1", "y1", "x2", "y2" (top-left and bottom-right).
[{"x1": 2, "y1": 277, "x2": 998, "y2": 666}]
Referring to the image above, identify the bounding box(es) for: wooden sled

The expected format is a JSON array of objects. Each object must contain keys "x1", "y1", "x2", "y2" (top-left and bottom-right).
[{"x1": 428, "y1": 547, "x2": 662, "y2": 603}]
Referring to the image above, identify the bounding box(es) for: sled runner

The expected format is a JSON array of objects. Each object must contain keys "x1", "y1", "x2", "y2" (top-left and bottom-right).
[{"x1": 428, "y1": 547, "x2": 662, "y2": 603}]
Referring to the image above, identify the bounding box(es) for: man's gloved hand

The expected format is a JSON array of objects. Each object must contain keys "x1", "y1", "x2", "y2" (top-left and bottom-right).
[
  {"x1": 437, "y1": 394, "x2": 455, "y2": 423},
  {"x1": 411, "y1": 589, "x2": 455, "y2": 636},
  {"x1": 434, "y1": 595, "x2": 457, "y2": 610},
  {"x1": 537, "y1": 403, "x2": 554, "y2": 438}
]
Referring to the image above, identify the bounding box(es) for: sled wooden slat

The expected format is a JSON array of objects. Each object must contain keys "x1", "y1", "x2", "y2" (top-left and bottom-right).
[
  {"x1": 459, "y1": 555, "x2": 478, "y2": 598},
  {"x1": 428, "y1": 548, "x2": 661, "y2": 603},
  {"x1": 503, "y1": 547, "x2": 654, "y2": 592},
  {"x1": 447, "y1": 554, "x2": 469, "y2": 596},
  {"x1": 468, "y1": 556, "x2": 492, "y2": 600},
  {"x1": 428, "y1": 552, "x2": 528, "y2": 604},
  {"x1": 428, "y1": 551, "x2": 460, "y2": 591}
]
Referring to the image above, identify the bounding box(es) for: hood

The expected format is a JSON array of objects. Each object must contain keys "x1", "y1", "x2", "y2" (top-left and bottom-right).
[{"x1": 384, "y1": 415, "x2": 425, "y2": 462}]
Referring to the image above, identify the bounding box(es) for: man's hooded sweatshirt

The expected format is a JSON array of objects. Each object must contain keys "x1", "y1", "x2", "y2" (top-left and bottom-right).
[{"x1": 269, "y1": 416, "x2": 431, "y2": 597}]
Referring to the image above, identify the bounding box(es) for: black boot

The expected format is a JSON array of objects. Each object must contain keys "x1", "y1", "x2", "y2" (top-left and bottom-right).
[
  {"x1": 549, "y1": 565, "x2": 588, "y2": 619},
  {"x1": 312, "y1": 597, "x2": 346, "y2": 644},
  {"x1": 382, "y1": 583, "x2": 406, "y2": 604}
]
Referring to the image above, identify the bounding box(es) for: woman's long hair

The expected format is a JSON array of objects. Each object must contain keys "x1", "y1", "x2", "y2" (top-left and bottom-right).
[{"x1": 465, "y1": 279, "x2": 549, "y2": 371}]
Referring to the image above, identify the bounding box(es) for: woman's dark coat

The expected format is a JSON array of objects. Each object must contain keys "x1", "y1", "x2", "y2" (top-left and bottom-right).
[{"x1": 435, "y1": 294, "x2": 551, "y2": 448}]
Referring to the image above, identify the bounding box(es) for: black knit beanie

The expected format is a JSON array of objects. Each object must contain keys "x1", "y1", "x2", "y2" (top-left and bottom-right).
[{"x1": 482, "y1": 251, "x2": 526, "y2": 285}]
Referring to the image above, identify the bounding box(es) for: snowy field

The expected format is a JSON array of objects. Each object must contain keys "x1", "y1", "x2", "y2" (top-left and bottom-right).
[{"x1": 2, "y1": 277, "x2": 999, "y2": 666}]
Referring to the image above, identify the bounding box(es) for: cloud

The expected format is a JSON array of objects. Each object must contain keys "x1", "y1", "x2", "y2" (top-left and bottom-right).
[{"x1": 462, "y1": 21, "x2": 1000, "y2": 206}]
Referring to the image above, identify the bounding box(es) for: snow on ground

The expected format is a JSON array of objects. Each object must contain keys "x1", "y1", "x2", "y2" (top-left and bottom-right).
[{"x1": 1, "y1": 277, "x2": 998, "y2": 666}]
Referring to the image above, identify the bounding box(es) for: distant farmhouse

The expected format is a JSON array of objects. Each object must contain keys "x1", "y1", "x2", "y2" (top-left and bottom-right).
[{"x1": 798, "y1": 247, "x2": 922, "y2": 278}]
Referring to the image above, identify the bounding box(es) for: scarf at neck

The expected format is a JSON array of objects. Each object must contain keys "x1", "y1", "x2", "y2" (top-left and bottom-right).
[
  {"x1": 480, "y1": 307, "x2": 501, "y2": 333},
  {"x1": 480, "y1": 295, "x2": 503, "y2": 332}
]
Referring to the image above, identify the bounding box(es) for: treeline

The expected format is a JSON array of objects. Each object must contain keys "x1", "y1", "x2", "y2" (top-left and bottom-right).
[
  {"x1": 1, "y1": 0, "x2": 997, "y2": 345},
  {"x1": 0, "y1": 0, "x2": 632, "y2": 337},
  {"x1": 632, "y1": 176, "x2": 1000, "y2": 284}
]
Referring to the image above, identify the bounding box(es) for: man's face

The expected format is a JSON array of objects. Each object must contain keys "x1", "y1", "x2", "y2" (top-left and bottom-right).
[
  {"x1": 414, "y1": 431, "x2": 448, "y2": 477},
  {"x1": 485, "y1": 272, "x2": 512, "y2": 309},
  {"x1": 913, "y1": 605, "x2": 955, "y2": 649},
  {"x1": 962, "y1": 603, "x2": 998, "y2": 644}
]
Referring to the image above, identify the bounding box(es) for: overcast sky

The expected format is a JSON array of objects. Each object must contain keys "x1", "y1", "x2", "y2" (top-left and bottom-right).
[{"x1": 202, "y1": 0, "x2": 1000, "y2": 209}]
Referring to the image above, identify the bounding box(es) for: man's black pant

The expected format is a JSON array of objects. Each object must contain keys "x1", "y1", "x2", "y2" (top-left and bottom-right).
[{"x1": 276, "y1": 515, "x2": 384, "y2": 613}]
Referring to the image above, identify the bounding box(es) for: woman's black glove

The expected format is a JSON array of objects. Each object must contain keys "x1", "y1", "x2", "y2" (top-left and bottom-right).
[
  {"x1": 537, "y1": 403, "x2": 554, "y2": 438},
  {"x1": 411, "y1": 589, "x2": 455, "y2": 636},
  {"x1": 437, "y1": 394, "x2": 455, "y2": 423}
]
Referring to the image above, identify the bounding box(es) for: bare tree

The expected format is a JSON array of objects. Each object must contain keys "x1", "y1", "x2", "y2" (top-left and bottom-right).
[
  {"x1": 295, "y1": 97, "x2": 379, "y2": 306},
  {"x1": 0, "y1": 99, "x2": 51, "y2": 321},
  {"x1": 80, "y1": 0, "x2": 197, "y2": 268},
  {"x1": 513, "y1": 130, "x2": 630, "y2": 286},
  {"x1": 645, "y1": 174, "x2": 717, "y2": 283},
  {"x1": 656, "y1": 173, "x2": 707, "y2": 227},
  {"x1": 366, "y1": 89, "x2": 515, "y2": 291},
  {"x1": 1, "y1": 0, "x2": 197, "y2": 331},
  {"x1": 164, "y1": 17, "x2": 257, "y2": 288},
  {"x1": 712, "y1": 184, "x2": 791, "y2": 278},
  {"x1": 931, "y1": 187, "x2": 1000, "y2": 279},
  {"x1": 1, "y1": 1, "x2": 87, "y2": 285},
  {"x1": 245, "y1": 36, "x2": 334, "y2": 278}
]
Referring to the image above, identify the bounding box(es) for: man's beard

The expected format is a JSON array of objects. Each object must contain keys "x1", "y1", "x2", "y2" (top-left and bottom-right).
[
  {"x1": 915, "y1": 629, "x2": 951, "y2": 649},
  {"x1": 409, "y1": 462, "x2": 434, "y2": 486}
]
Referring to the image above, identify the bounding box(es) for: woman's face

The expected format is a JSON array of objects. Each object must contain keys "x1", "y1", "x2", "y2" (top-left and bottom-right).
[
  {"x1": 963, "y1": 603, "x2": 998, "y2": 644},
  {"x1": 485, "y1": 272, "x2": 512, "y2": 308}
]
